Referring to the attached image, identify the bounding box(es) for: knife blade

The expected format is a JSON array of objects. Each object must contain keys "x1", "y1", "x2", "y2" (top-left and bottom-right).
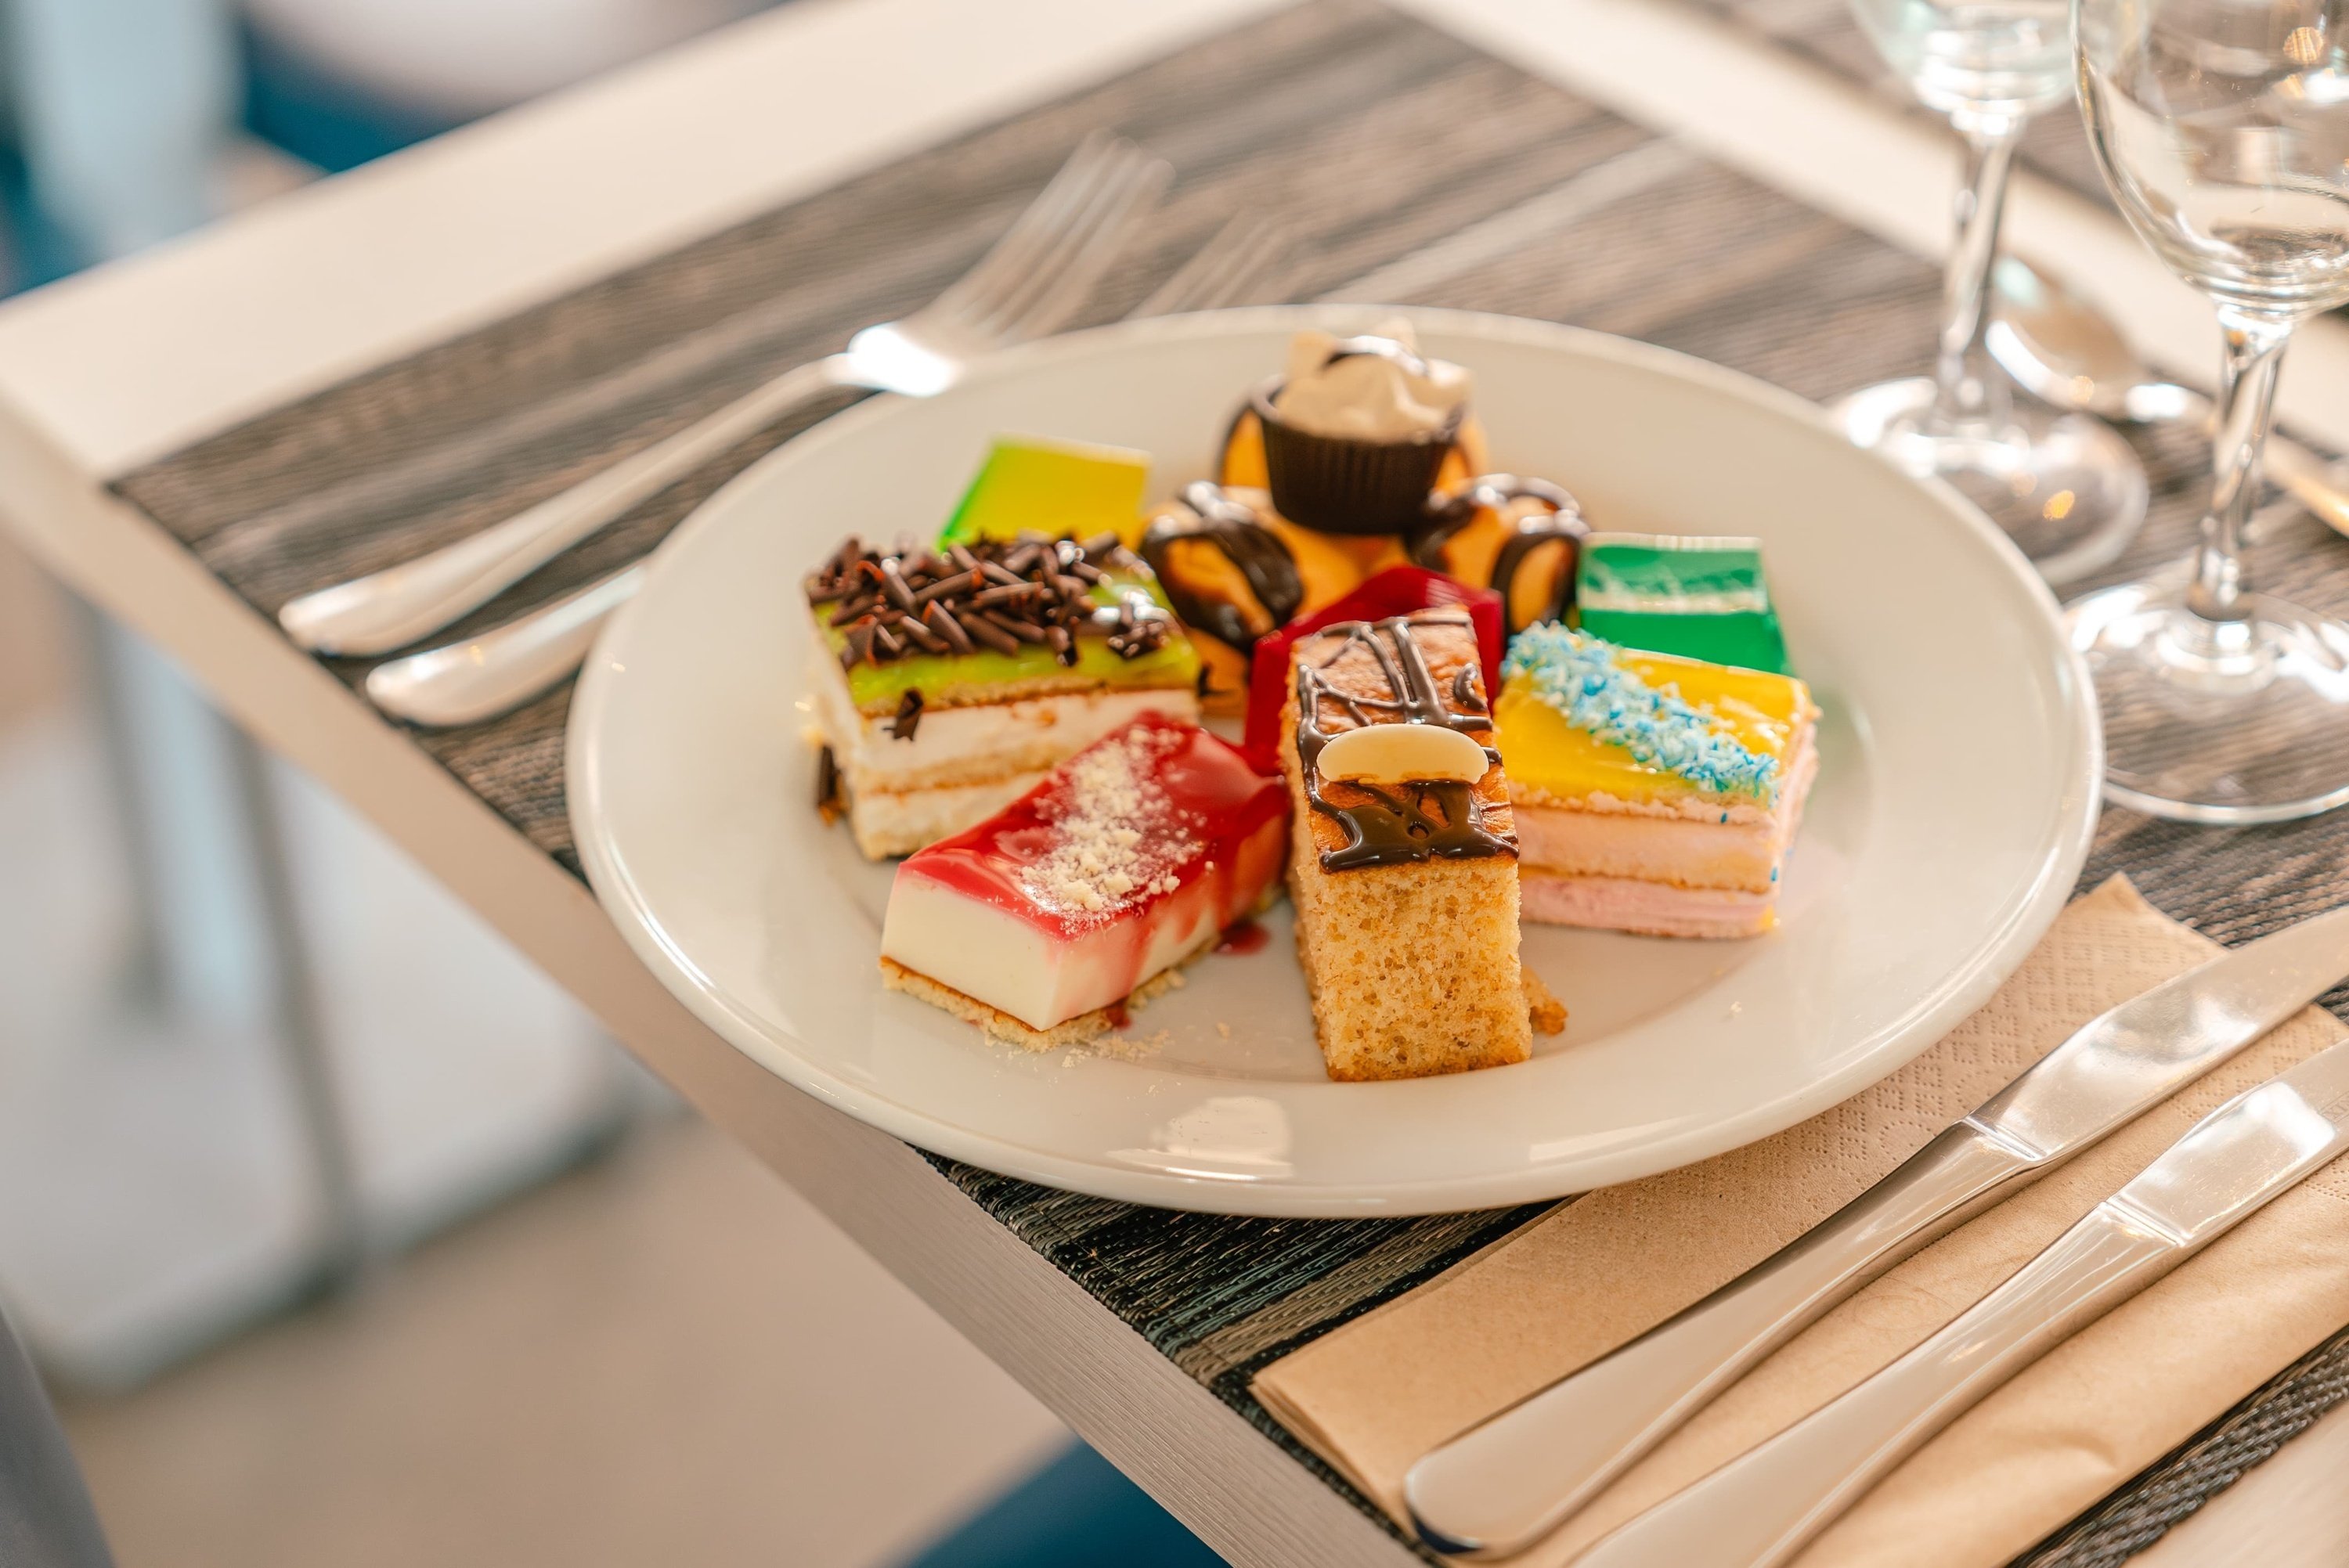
[
  {"x1": 1571, "y1": 1035, "x2": 2349, "y2": 1568},
  {"x1": 1405, "y1": 903, "x2": 2349, "y2": 1558}
]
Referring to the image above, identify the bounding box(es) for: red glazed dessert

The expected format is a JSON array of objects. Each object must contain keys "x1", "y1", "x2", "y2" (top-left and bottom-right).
[{"x1": 879, "y1": 714, "x2": 1288, "y2": 1047}]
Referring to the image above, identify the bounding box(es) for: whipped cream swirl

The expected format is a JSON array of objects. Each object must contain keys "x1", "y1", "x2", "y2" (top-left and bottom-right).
[{"x1": 1276, "y1": 319, "x2": 1471, "y2": 442}]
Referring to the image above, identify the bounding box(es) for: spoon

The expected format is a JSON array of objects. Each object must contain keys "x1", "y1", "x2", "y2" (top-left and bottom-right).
[{"x1": 1988, "y1": 254, "x2": 2349, "y2": 539}]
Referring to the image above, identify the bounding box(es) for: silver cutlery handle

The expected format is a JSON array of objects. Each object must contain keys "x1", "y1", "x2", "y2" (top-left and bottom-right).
[
  {"x1": 1405, "y1": 1121, "x2": 2042, "y2": 1558},
  {"x1": 279, "y1": 354, "x2": 854, "y2": 656},
  {"x1": 1572, "y1": 1206, "x2": 2175, "y2": 1568},
  {"x1": 363, "y1": 565, "x2": 643, "y2": 726}
]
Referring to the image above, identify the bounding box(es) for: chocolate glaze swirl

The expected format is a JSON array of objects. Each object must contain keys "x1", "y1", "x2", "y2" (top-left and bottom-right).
[
  {"x1": 1138, "y1": 481, "x2": 1304, "y2": 655},
  {"x1": 1294, "y1": 615, "x2": 1514, "y2": 871},
  {"x1": 1407, "y1": 474, "x2": 1587, "y2": 630}
]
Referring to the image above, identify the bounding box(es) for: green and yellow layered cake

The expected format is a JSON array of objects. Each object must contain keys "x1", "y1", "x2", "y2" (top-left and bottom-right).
[{"x1": 806, "y1": 531, "x2": 1200, "y2": 859}]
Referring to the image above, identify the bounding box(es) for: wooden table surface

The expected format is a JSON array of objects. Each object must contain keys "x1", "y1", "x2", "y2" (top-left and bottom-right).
[{"x1": 3, "y1": 0, "x2": 2347, "y2": 1561}]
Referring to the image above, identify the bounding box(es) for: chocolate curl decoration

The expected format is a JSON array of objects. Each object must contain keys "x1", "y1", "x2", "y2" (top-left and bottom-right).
[
  {"x1": 889, "y1": 690, "x2": 923, "y2": 741},
  {"x1": 803, "y1": 533, "x2": 1173, "y2": 672}
]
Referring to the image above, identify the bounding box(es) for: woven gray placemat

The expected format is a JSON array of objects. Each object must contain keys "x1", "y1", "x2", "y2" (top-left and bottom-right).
[{"x1": 107, "y1": 2, "x2": 2349, "y2": 1560}]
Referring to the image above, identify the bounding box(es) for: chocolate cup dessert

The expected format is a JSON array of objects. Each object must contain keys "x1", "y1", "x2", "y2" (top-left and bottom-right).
[{"x1": 1249, "y1": 377, "x2": 1463, "y2": 536}]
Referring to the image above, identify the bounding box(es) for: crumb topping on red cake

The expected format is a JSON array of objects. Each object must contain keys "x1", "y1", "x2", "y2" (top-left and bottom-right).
[
  {"x1": 900, "y1": 713, "x2": 1286, "y2": 939},
  {"x1": 1023, "y1": 723, "x2": 1196, "y2": 920}
]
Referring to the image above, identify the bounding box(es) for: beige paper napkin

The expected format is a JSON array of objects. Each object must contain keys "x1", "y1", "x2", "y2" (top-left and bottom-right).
[{"x1": 1254, "y1": 878, "x2": 2349, "y2": 1566}]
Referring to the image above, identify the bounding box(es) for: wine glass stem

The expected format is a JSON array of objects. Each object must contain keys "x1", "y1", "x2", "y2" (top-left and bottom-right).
[
  {"x1": 2188, "y1": 308, "x2": 2294, "y2": 622},
  {"x1": 1929, "y1": 117, "x2": 2026, "y2": 432}
]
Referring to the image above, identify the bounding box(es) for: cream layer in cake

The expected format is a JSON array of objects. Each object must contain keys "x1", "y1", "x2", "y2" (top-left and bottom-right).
[
  {"x1": 1497, "y1": 629, "x2": 1817, "y2": 939},
  {"x1": 810, "y1": 643, "x2": 1200, "y2": 795},
  {"x1": 809, "y1": 627, "x2": 1200, "y2": 858},
  {"x1": 1517, "y1": 875, "x2": 1780, "y2": 940},
  {"x1": 831, "y1": 771, "x2": 1048, "y2": 862}
]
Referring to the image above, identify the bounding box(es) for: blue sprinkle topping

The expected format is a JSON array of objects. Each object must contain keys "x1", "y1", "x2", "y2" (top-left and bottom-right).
[{"x1": 1503, "y1": 625, "x2": 1781, "y2": 802}]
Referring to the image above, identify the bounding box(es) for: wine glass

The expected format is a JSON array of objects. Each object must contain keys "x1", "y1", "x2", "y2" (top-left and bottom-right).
[
  {"x1": 2071, "y1": 0, "x2": 2349, "y2": 822},
  {"x1": 1841, "y1": 0, "x2": 2149, "y2": 584}
]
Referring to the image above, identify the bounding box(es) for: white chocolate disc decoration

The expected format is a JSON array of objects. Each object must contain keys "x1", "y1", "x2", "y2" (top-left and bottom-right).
[{"x1": 1315, "y1": 722, "x2": 1491, "y2": 785}]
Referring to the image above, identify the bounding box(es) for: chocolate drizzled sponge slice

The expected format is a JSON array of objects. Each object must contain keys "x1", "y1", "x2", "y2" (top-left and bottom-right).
[{"x1": 1278, "y1": 609, "x2": 1551, "y2": 1081}]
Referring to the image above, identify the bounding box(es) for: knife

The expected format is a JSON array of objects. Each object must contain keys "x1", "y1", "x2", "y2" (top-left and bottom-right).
[
  {"x1": 1405, "y1": 903, "x2": 2349, "y2": 1558},
  {"x1": 1571, "y1": 1033, "x2": 2349, "y2": 1568}
]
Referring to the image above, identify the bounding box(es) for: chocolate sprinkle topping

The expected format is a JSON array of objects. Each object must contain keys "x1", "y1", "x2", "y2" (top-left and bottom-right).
[
  {"x1": 889, "y1": 689, "x2": 924, "y2": 741},
  {"x1": 805, "y1": 532, "x2": 1175, "y2": 672},
  {"x1": 814, "y1": 745, "x2": 844, "y2": 823}
]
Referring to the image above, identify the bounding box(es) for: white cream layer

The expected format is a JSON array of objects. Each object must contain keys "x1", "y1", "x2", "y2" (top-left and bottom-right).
[
  {"x1": 809, "y1": 642, "x2": 1200, "y2": 795},
  {"x1": 842, "y1": 773, "x2": 1046, "y2": 861},
  {"x1": 881, "y1": 827, "x2": 1280, "y2": 1030}
]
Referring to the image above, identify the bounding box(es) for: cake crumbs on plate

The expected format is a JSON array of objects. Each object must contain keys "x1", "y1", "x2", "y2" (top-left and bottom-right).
[
  {"x1": 1524, "y1": 969, "x2": 1568, "y2": 1036},
  {"x1": 1076, "y1": 1029, "x2": 1169, "y2": 1063}
]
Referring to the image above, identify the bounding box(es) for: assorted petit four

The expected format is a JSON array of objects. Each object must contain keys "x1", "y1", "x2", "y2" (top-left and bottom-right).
[
  {"x1": 1496, "y1": 625, "x2": 1817, "y2": 939},
  {"x1": 806, "y1": 532, "x2": 1200, "y2": 859},
  {"x1": 1575, "y1": 532, "x2": 1791, "y2": 675},
  {"x1": 1150, "y1": 347, "x2": 1583, "y2": 713},
  {"x1": 879, "y1": 713, "x2": 1287, "y2": 1047},
  {"x1": 1279, "y1": 609, "x2": 1554, "y2": 1080},
  {"x1": 1241, "y1": 565, "x2": 1503, "y2": 774},
  {"x1": 1142, "y1": 481, "x2": 1319, "y2": 713},
  {"x1": 939, "y1": 434, "x2": 1152, "y2": 548},
  {"x1": 1406, "y1": 474, "x2": 1585, "y2": 634},
  {"x1": 821, "y1": 323, "x2": 1819, "y2": 1074},
  {"x1": 1250, "y1": 323, "x2": 1471, "y2": 534}
]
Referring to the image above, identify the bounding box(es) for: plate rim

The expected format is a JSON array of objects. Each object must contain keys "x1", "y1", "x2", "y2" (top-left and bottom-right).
[{"x1": 568, "y1": 304, "x2": 2103, "y2": 1216}]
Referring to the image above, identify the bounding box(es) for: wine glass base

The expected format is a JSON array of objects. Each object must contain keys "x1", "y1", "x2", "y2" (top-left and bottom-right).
[
  {"x1": 1831, "y1": 377, "x2": 2148, "y2": 586},
  {"x1": 2067, "y1": 581, "x2": 2349, "y2": 824}
]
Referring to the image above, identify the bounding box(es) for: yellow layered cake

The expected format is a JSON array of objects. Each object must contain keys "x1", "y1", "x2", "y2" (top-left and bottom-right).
[{"x1": 1496, "y1": 625, "x2": 1817, "y2": 939}]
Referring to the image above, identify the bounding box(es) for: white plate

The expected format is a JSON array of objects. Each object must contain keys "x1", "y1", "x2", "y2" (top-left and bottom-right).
[{"x1": 568, "y1": 307, "x2": 2098, "y2": 1217}]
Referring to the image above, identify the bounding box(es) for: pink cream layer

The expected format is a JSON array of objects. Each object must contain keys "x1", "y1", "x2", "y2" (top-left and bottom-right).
[
  {"x1": 881, "y1": 714, "x2": 1288, "y2": 1030},
  {"x1": 1514, "y1": 727, "x2": 1817, "y2": 896},
  {"x1": 1520, "y1": 873, "x2": 1777, "y2": 939}
]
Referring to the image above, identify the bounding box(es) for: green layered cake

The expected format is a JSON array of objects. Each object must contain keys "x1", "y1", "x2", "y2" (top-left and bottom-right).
[
  {"x1": 1573, "y1": 532, "x2": 1791, "y2": 676},
  {"x1": 805, "y1": 532, "x2": 1201, "y2": 859}
]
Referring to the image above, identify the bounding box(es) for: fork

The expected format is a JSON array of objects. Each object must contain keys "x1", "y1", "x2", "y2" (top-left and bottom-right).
[
  {"x1": 361, "y1": 211, "x2": 1293, "y2": 727},
  {"x1": 278, "y1": 134, "x2": 1171, "y2": 659}
]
